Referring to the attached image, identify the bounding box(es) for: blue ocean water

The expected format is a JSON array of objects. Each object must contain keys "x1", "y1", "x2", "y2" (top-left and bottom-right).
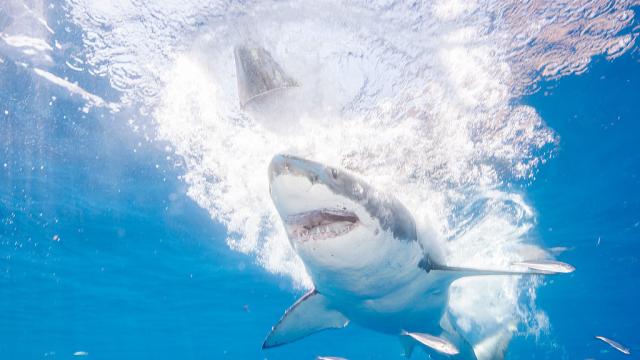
[
  {"x1": 1, "y1": 3, "x2": 640, "y2": 360},
  {"x1": 520, "y1": 53, "x2": 640, "y2": 359}
]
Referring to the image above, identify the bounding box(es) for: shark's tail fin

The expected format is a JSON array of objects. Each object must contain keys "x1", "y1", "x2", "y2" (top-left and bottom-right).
[
  {"x1": 419, "y1": 256, "x2": 574, "y2": 277},
  {"x1": 234, "y1": 45, "x2": 299, "y2": 107},
  {"x1": 473, "y1": 329, "x2": 511, "y2": 360},
  {"x1": 440, "y1": 311, "x2": 512, "y2": 360}
]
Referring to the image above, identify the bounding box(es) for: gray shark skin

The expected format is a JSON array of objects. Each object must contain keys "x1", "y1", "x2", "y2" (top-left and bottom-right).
[{"x1": 264, "y1": 154, "x2": 572, "y2": 359}]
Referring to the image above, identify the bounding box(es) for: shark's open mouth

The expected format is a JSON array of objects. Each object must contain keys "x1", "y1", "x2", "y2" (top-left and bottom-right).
[{"x1": 285, "y1": 209, "x2": 359, "y2": 242}]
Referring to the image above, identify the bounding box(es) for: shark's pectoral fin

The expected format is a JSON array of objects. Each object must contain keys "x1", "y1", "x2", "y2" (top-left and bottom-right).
[
  {"x1": 419, "y1": 256, "x2": 573, "y2": 277},
  {"x1": 262, "y1": 289, "x2": 349, "y2": 349},
  {"x1": 401, "y1": 331, "x2": 460, "y2": 356}
]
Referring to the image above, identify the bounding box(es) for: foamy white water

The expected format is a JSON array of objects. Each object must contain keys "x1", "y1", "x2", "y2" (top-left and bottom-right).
[
  {"x1": 60, "y1": 0, "x2": 639, "y2": 355},
  {"x1": 0, "y1": 0, "x2": 54, "y2": 66}
]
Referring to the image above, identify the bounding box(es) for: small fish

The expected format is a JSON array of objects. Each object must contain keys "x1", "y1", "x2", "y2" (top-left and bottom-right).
[
  {"x1": 316, "y1": 357, "x2": 347, "y2": 360},
  {"x1": 73, "y1": 351, "x2": 89, "y2": 356},
  {"x1": 512, "y1": 259, "x2": 575, "y2": 274},
  {"x1": 402, "y1": 331, "x2": 459, "y2": 355},
  {"x1": 595, "y1": 335, "x2": 631, "y2": 355},
  {"x1": 549, "y1": 246, "x2": 571, "y2": 255}
]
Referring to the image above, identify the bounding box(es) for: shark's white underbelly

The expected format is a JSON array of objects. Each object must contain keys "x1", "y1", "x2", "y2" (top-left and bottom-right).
[
  {"x1": 306, "y1": 236, "x2": 451, "y2": 336},
  {"x1": 334, "y1": 269, "x2": 452, "y2": 335}
]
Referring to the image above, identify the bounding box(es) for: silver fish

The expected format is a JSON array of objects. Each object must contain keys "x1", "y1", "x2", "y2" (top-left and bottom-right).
[
  {"x1": 595, "y1": 335, "x2": 631, "y2": 355},
  {"x1": 403, "y1": 331, "x2": 459, "y2": 355}
]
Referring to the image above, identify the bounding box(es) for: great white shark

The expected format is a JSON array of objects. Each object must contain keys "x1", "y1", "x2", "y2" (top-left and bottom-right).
[{"x1": 263, "y1": 154, "x2": 574, "y2": 359}]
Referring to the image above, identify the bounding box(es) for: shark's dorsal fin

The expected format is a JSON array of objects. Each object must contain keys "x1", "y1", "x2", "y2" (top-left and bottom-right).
[{"x1": 262, "y1": 289, "x2": 349, "y2": 348}]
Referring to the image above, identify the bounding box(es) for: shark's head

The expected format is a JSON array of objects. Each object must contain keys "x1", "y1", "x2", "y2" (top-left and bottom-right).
[{"x1": 268, "y1": 154, "x2": 419, "y2": 287}]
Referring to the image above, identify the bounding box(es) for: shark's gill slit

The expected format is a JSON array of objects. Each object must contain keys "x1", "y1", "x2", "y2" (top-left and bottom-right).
[{"x1": 285, "y1": 209, "x2": 359, "y2": 242}]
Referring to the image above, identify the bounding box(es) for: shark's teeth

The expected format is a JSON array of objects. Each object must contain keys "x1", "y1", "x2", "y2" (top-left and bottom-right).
[
  {"x1": 284, "y1": 209, "x2": 359, "y2": 242},
  {"x1": 292, "y1": 222, "x2": 357, "y2": 242}
]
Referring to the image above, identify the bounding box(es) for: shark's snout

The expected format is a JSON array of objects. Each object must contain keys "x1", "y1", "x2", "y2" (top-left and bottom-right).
[
  {"x1": 268, "y1": 154, "x2": 329, "y2": 186},
  {"x1": 269, "y1": 154, "x2": 360, "y2": 245},
  {"x1": 268, "y1": 154, "x2": 418, "y2": 246},
  {"x1": 267, "y1": 154, "x2": 290, "y2": 185}
]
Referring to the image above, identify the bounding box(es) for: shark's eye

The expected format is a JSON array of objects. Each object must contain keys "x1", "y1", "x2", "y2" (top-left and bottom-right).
[{"x1": 330, "y1": 168, "x2": 338, "y2": 179}]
